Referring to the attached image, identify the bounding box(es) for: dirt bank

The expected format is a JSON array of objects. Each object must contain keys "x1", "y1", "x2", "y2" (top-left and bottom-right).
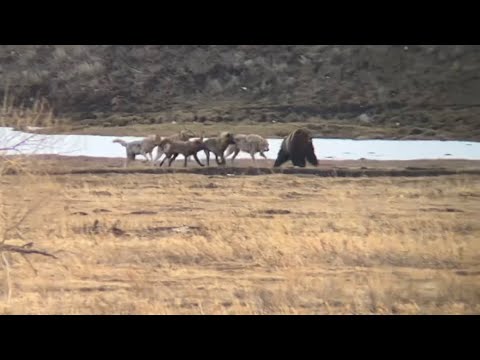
[{"x1": 3, "y1": 155, "x2": 480, "y2": 178}]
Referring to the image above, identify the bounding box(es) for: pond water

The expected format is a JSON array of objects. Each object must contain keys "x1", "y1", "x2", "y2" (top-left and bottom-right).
[{"x1": 1, "y1": 127, "x2": 479, "y2": 161}]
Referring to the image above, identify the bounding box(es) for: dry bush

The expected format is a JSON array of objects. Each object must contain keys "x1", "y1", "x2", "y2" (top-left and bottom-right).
[
  {"x1": 0, "y1": 97, "x2": 63, "y2": 303},
  {"x1": 1, "y1": 84, "x2": 69, "y2": 132}
]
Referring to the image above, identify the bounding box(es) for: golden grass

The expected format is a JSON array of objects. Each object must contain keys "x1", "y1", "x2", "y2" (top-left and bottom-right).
[{"x1": 0, "y1": 169, "x2": 479, "y2": 314}]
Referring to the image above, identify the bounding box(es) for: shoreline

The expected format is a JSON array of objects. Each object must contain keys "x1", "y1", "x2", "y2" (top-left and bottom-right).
[
  {"x1": 12, "y1": 122, "x2": 480, "y2": 142},
  {"x1": 3, "y1": 155, "x2": 480, "y2": 178}
]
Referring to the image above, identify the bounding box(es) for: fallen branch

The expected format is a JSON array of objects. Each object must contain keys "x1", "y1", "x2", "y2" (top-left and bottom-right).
[
  {"x1": 0, "y1": 243, "x2": 58, "y2": 259},
  {"x1": 0, "y1": 134, "x2": 37, "y2": 152}
]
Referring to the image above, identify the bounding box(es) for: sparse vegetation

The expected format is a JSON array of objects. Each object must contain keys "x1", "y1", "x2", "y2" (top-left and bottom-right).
[
  {"x1": 0, "y1": 170, "x2": 478, "y2": 314},
  {"x1": 0, "y1": 112, "x2": 63, "y2": 303},
  {"x1": 0, "y1": 46, "x2": 479, "y2": 314},
  {"x1": 2, "y1": 45, "x2": 480, "y2": 140}
]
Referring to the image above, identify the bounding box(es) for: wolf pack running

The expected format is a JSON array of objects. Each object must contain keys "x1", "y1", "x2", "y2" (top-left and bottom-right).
[{"x1": 113, "y1": 128, "x2": 318, "y2": 169}]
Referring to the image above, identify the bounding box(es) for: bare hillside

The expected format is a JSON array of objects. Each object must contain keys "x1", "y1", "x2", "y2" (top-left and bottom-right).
[{"x1": 2, "y1": 45, "x2": 480, "y2": 140}]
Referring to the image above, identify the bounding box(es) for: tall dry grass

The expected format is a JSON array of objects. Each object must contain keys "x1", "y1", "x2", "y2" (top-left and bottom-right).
[
  {"x1": 0, "y1": 169, "x2": 478, "y2": 314},
  {"x1": 1, "y1": 86, "x2": 69, "y2": 132},
  {"x1": 0, "y1": 96, "x2": 66, "y2": 303}
]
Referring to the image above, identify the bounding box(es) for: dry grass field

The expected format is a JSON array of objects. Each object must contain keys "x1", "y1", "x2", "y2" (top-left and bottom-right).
[
  {"x1": 0, "y1": 156, "x2": 479, "y2": 314},
  {"x1": 1, "y1": 60, "x2": 479, "y2": 315}
]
